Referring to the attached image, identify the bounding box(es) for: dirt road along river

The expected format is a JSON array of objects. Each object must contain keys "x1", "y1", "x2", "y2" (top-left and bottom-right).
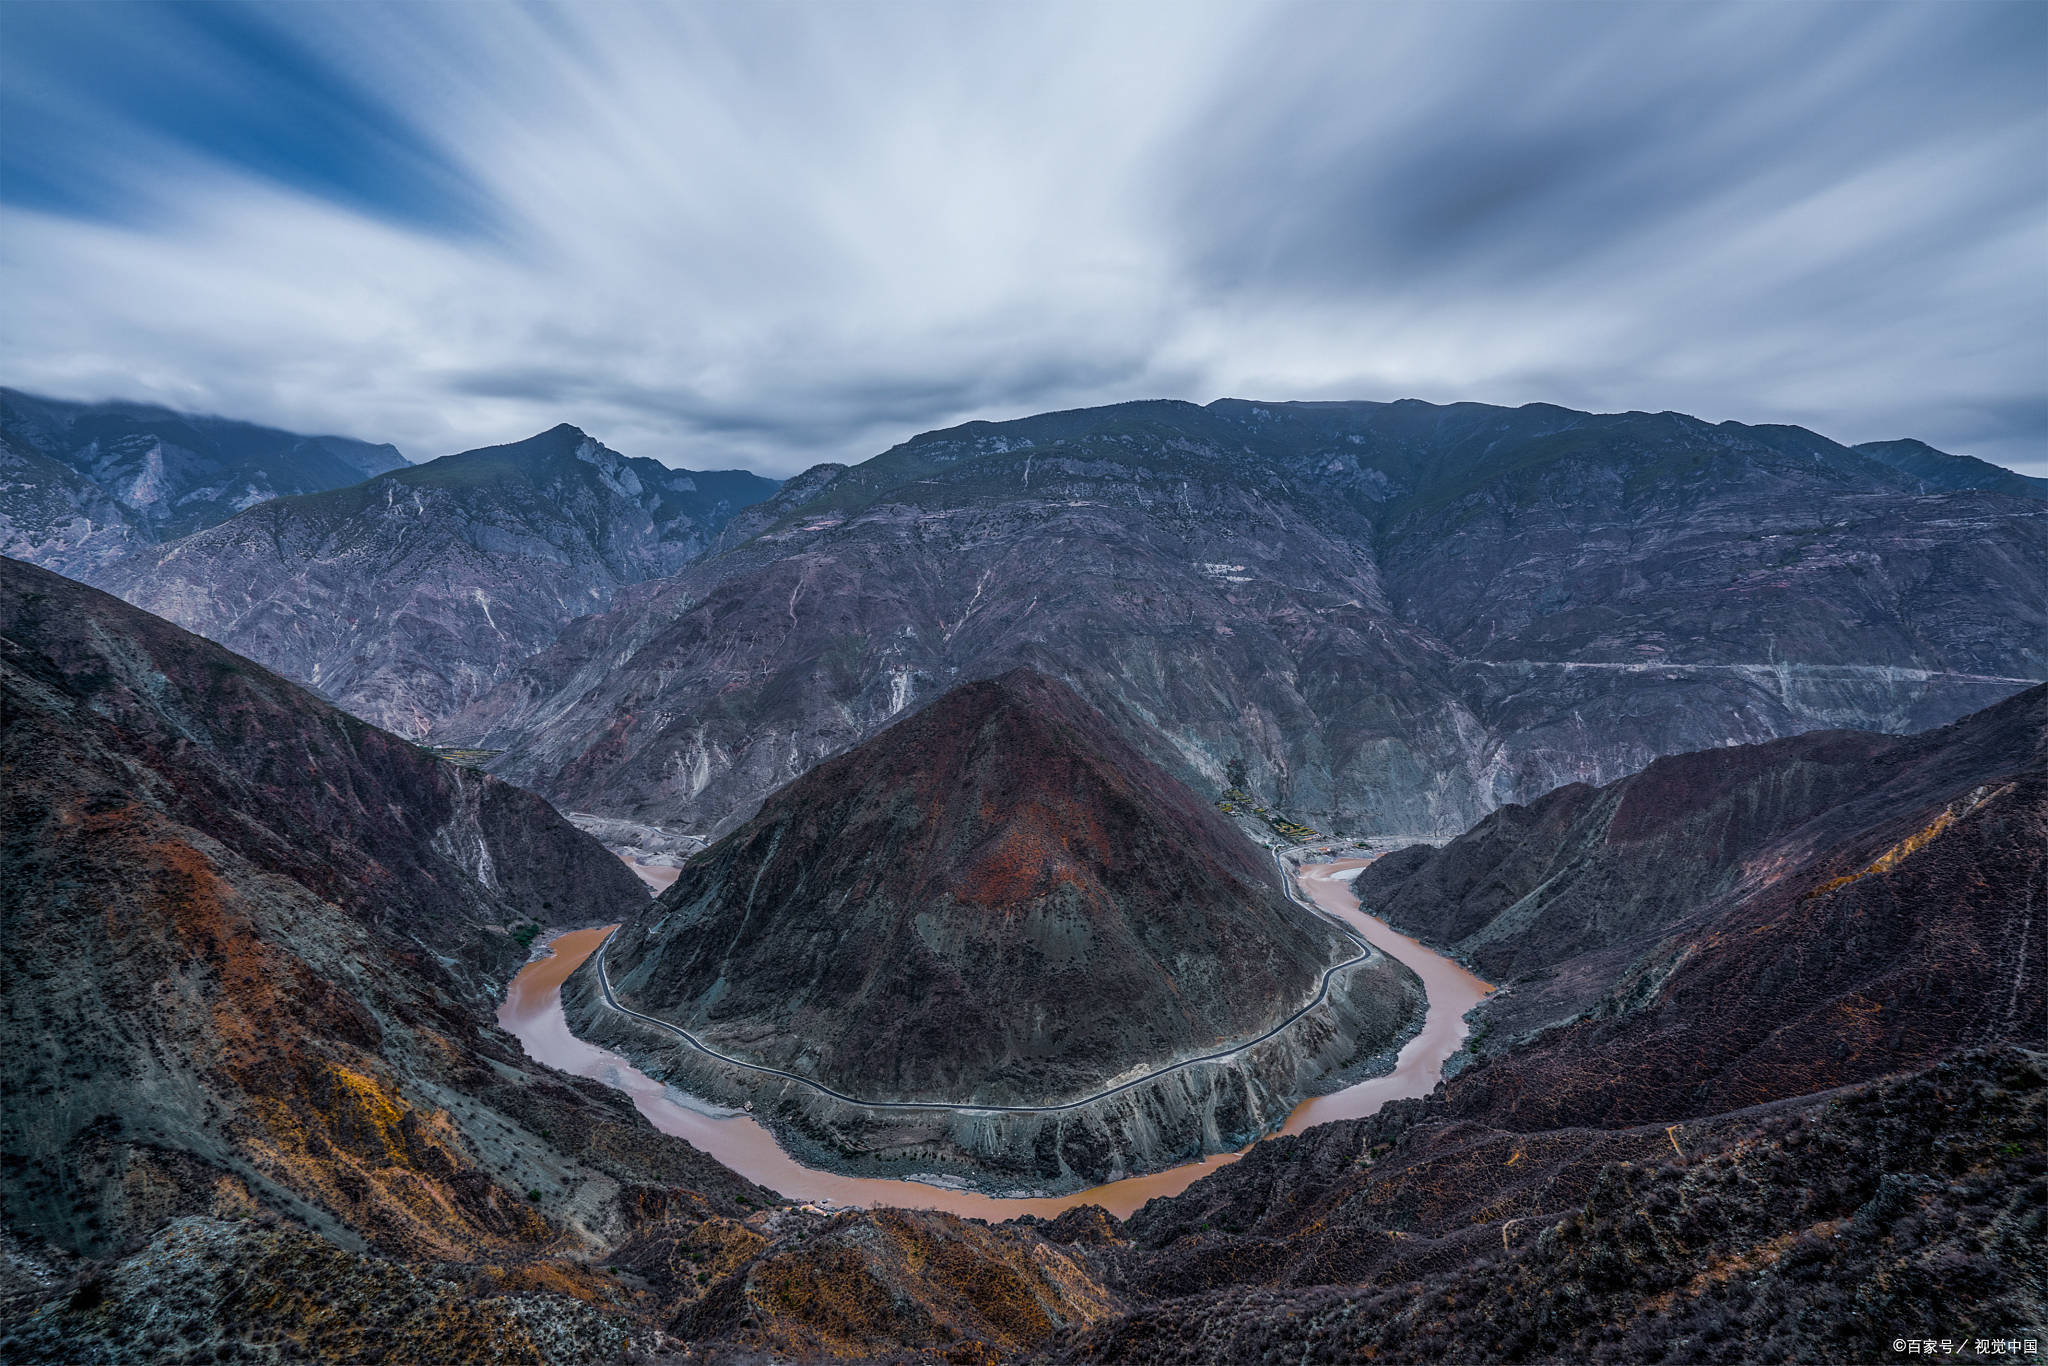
[{"x1": 497, "y1": 857, "x2": 1490, "y2": 1219}]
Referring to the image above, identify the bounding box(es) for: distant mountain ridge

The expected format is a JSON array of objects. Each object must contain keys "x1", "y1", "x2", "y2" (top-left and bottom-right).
[
  {"x1": 97, "y1": 423, "x2": 781, "y2": 737},
  {"x1": 1852, "y1": 437, "x2": 2048, "y2": 500},
  {"x1": 0, "y1": 388, "x2": 407, "y2": 577},
  {"x1": 450, "y1": 396, "x2": 2047, "y2": 842}
]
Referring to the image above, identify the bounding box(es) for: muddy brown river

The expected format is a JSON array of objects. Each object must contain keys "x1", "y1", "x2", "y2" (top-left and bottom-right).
[{"x1": 497, "y1": 857, "x2": 1491, "y2": 1218}]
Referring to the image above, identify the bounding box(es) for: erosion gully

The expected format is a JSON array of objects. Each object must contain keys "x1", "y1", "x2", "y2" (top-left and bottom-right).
[{"x1": 496, "y1": 858, "x2": 1491, "y2": 1220}]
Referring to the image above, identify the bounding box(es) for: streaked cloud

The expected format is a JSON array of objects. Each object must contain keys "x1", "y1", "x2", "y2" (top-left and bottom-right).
[{"x1": 2, "y1": 0, "x2": 2041, "y2": 475}]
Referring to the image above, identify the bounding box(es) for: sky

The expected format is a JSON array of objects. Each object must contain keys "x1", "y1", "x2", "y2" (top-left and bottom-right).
[{"x1": 2, "y1": 1, "x2": 2043, "y2": 478}]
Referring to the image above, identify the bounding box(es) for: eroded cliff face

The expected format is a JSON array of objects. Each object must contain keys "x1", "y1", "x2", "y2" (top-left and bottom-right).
[
  {"x1": 0, "y1": 435, "x2": 145, "y2": 580},
  {"x1": 95, "y1": 424, "x2": 779, "y2": 738},
  {"x1": 572, "y1": 668, "x2": 1422, "y2": 1188},
  {"x1": 448, "y1": 399, "x2": 2045, "y2": 843}
]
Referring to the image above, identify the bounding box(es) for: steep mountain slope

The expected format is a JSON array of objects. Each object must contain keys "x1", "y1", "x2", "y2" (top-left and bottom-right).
[
  {"x1": 570, "y1": 668, "x2": 1419, "y2": 1188},
  {"x1": 1355, "y1": 683, "x2": 2046, "y2": 1128},
  {"x1": 604, "y1": 668, "x2": 1352, "y2": 1102},
  {"x1": 1047, "y1": 1047, "x2": 2045, "y2": 1365},
  {"x1": 1359, "y1": 688, "x2": 2048, "y2": 1138},
  {"x1": 0, "y1": 388, "x2": 406, "y2": 577},
  {"x1": 0, "y1": 556, "x2": 785, "y2": 1359},
  {"x1": 1855, "y1": 437, "x2": 2048, "y2": 500},
  {"x1": 1024, "y1": 689, "x2": 2046, "y2": 1363},
  {"x1": 99, "y1": 424, "x2": 780, "y2": 736},
  {"x1": 0, "y1": 435, "x2": 138, "y2": 579},
  {"x1": 450, "y1": 397, "x2": 2046, "y2": 842}
]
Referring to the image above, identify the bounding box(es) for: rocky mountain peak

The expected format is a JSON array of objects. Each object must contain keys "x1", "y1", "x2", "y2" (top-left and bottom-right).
[{"x1": 91, "y1": 421, "x2": 781, "y2": 737}]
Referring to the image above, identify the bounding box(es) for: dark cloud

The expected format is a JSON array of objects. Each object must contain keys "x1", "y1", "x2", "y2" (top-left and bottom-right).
[
  {"x1": 1, "y1": 2, "x2": 2040, "y2": 476},
  {"x1": 443, "y1": 348, "x2": 1190, "y2": 464},
  {"x1": 1173, "y1": 5, "x2": 2043, "y2": 292},
  {"x1": 0, "y1": 0, "x2": 496, "y2": 235}
]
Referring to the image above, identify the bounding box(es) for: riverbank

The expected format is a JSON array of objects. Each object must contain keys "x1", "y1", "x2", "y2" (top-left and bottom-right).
[
  {"x1": 564, "y1": 921, "x2": 1421, "y2": 1195},
  {"x1": 499, "y1": 859, "x2": 1491, "y2": 1217}
]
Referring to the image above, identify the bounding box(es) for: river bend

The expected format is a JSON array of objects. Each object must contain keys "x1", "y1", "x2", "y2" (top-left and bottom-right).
[{"x1": 496, "y1": 856, "x2": 1490, "y2": 1219}]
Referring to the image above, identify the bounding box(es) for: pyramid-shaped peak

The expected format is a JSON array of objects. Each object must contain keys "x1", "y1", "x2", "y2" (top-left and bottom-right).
[{"x1": 599, "y1": 669, "x2": 1354, "y2": 1105}]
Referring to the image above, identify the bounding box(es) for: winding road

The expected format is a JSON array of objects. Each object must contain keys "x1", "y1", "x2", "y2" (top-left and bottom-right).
[{"x1": 588, "y1": 843, "x2": 1380, "y2": 1116}]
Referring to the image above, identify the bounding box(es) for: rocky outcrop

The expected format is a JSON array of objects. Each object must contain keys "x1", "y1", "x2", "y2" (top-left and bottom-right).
[
  {"x1": 448, "y1": 398, "x2": 2046, "y2": 843},
  {"x1": 0, "y1": 435, "x2": 144, "y2": 580},
  {"x1": 674, "y1": 1205, "x2": 1119, "y2": 1361},
  {"x1": 0, "y1": 387, "x2": 406, "y2": 578},
  {"x1": 567, "y1": 668, "x2": 1421, "y2": 1189},
  {"x1": 98, "y1": 424, "x2": 780, "y2": 736}
]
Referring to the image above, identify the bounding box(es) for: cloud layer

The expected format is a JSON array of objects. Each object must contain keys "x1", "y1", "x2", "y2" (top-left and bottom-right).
[{"x1": 3, "y1": 1, "x2": 2042, "y2": 475}]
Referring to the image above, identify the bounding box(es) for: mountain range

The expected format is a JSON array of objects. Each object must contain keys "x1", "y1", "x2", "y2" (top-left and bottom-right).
[
  {"x1": 446, "y1": 398, "x2": 2046, "y2": 844},
  {"x1": 572, "y1": 667, "x2": 1420, "y2": 1188},
  {"x1": 14, "y1": 391, "x2": 2037, "y2": 844},
  {"x1": 3, "y1": 385, "x2": 2043, "y2": 1363},
  {"x1": 95, "y1": 423, "x2": 779, "y2": 736},
  {"x1": 11, "y1": 563, "x2": 2031, "y2": 1361}
]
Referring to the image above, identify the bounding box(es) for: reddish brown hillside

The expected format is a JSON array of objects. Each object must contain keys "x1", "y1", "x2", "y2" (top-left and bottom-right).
[{"x1": 602, "y1": 667, "x2": 1351, "y2": 1105}]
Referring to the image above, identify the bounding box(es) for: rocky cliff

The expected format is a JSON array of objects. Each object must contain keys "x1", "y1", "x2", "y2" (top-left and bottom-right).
[
  {"x1": 97, "y1": 424, "x2": 780, "y2": 737},
  {"x1": 448, "y1": 398, "x2": 2046, "y2": 843}
]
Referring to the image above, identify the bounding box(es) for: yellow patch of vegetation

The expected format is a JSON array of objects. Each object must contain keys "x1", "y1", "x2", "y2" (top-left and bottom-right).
[
  {"x1": 1805, "y1": 788, "x2": 2000, "y2": 901},
  {"x1": 728, "y1": 1210, "x2": 1117, "y2": 1360},
  {"x1": 242, "y1": 1062, "x2": 548, "y2": 1262},
  {"x1": 327, "y1": 1065, "x2": 412, "y2": 1160}
]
